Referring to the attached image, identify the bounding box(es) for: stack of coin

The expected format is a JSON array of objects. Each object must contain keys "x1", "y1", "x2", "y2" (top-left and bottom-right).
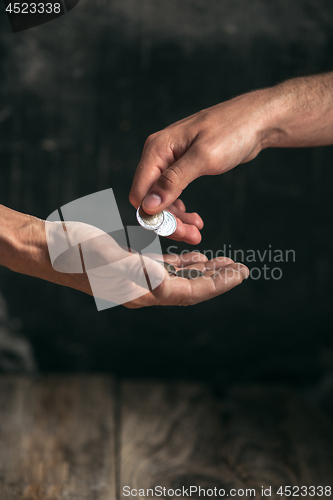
[
  {"x1": 136, "y1": 207, "x2": 177, "y2": 237},
  {"x1": 156, "y1": 261, "x2": 177, "y2": 275},
  {"x1": 137, "y1": 207, "x2": 203, "y2": 279},
  {"x1": 156, "y1": 260, "x2": 204, "y2": 280},
  {"x1": 175, "y1": 268, "x2": 204, "y2": 279}
]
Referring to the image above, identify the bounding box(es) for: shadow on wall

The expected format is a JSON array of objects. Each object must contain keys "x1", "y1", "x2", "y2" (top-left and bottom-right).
[{"x1": 0, "y1": 293, "x2": 36, "y2": 373}]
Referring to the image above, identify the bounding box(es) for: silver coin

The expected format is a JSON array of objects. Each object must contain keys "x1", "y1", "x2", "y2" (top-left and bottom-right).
[
  {"x1": 154, "y1": 211, "x2": 177, "y2": 237},
  {"x1": 156, "y1": 260, "x2": 177, "y2": 275},
  {"x1": 176, "y1": 268, "x2": 204, "y2": 280},
  {"x1": 136, "y1": 207, "x2": 164, "y2": 231}
]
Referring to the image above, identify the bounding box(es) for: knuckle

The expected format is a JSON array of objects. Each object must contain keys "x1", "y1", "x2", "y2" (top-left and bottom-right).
[
  {"x1": 145, "y1": 132, "x2": 159, "y2": 147},
  {"x1": 233, "y1": 271, "x2": 243, "y2": 286},
  {"x1": 193, "y1": 140, "x2": 220, "y2": 171},
  {"x1": 205, "y1": 147, "x2": 220, "y2": 168},
  {"x1": 191, "y1": 212, "x2": 203, "y2": 227},
  {"x1": 160, "y1": 167, "x2": 182, "y2": 188}
]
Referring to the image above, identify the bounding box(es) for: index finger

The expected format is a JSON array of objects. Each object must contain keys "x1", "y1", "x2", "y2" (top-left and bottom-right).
[{"x1": 129, "y1": 135, "x2": 176, "y2": 209}]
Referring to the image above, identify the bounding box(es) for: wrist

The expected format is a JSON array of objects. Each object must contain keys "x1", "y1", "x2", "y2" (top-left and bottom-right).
[
  {"x1": 256, "y1": 73, "x2": 333, "y2": 149},
  {"x1": 0, "y1": 205, "x2": 49, "y2": 276},
  {"x1": 0, "y1": 205, "x2": 91, "y2": 295},
  {"x1": 251, "y1": 87, "x2": 291, "y2": 150}
]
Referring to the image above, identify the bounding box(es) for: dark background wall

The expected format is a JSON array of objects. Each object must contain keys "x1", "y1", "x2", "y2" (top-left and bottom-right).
[{"x1": 0, "y1": 0, "x2": 333, "y2": 400}]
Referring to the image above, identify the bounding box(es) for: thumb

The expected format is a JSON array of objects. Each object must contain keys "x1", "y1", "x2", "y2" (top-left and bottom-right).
[{"x1": 142, "y1": 148, "x2": 202, "y2": 213}]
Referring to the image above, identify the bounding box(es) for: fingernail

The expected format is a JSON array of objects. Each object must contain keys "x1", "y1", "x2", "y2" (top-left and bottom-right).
[{"x1": 143, "y1": 192, "x2": 162, "y2": 209}]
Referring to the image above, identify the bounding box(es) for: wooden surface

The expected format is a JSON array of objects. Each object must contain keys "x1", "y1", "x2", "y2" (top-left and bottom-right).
[
  {"x1": 0, "y1": 376, "x2": 116, "y2": 500},
  {"x1": 0, "y1": 376, "x2": 333, "y2": 499}
]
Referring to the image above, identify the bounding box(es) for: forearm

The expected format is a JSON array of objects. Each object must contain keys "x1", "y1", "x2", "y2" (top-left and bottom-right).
[
  {"x1": 261, "y1": 72, "x2": 333, "y2": 149},
  {"x1": 0, "y1": 205, "x2": 43, "y2": 273},
  {"x1": 0, "y1": 204, "x2": 71, "y2": 288}
]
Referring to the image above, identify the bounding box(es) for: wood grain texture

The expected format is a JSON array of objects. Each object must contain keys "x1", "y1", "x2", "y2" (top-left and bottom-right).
[
  {"x1": 1, "y1": 377, "x2": 333, "y2": 499},
  {"x1": 119, "y1": 382, "x2": 333, "y2": 499},
  {"x1": 0, "y1": 375, "x2": 116, "y2": 500}
]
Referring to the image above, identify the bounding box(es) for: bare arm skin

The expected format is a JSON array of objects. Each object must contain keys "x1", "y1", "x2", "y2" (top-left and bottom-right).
[
  {"x1": 129, "y1": 72, "x2": 333, "y2": 238},
  {"x1": 0, "y1": 204, "x2": 248, "y2": 308}
]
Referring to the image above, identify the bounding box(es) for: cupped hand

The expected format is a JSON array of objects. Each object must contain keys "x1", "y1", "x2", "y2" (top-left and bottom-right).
[
  {"x1": 124, "y1": 252, "x2": 249, "y2": 308},
  {"x1": 41, "y1": 221, "x2": 248, "y2": 308}
]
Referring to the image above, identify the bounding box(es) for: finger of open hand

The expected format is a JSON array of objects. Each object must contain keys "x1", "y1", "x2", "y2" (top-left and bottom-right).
[
  {"x1": 187, "y1": 264, "x2": 247, "y2": 305},
  {"x1": 211, "y1": 262, "x2": 249, "y2": 280},
  {"x1": 163, "y1": 252, "x2": 208, "y2": 267},
  {"x1": 132, "y1": 261, "x2": 248, "y2": 307},
  {"x1": 204, "y1": 257, "x2": 235, "y2": 269}
]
